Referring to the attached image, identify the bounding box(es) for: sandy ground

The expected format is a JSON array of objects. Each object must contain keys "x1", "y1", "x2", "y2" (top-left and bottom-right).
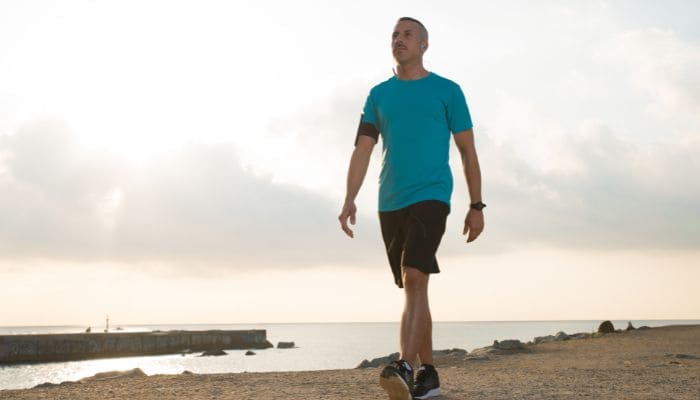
[{"x1": 1, "y1": 324, "x2": 698, "y2": 400}]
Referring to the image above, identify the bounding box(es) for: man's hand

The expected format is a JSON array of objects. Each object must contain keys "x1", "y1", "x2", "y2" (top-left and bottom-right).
[
  {"x1": 463, "y1": 209, "x2": 484, "y2": 243},
  {"x1": 338, "y1": 201, "x2": 357, "y2": 238}
]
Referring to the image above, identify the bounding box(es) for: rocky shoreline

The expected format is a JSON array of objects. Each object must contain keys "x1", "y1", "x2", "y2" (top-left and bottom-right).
[
  {"x1": 2, "y1": 322, "x2": 698, "y2": 399},
  {"x1": 356, "y1": 319, "x2": 646, "y2": 368}
]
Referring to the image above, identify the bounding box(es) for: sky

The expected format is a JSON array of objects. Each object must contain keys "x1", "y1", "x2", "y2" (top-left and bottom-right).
[{"x1": 0, "y1": 0, "x2": 699, "y2": 326}]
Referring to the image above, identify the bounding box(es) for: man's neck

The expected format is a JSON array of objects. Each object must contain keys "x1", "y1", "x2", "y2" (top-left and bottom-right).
[{"x1": 395, "y1": 62, "x2": 429, "y2": 81}]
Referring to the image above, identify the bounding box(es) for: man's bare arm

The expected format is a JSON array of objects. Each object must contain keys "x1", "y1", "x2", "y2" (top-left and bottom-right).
[
  {"x1": 339, "y1": 135, "x2": 377, "y2": 238},
  {"x1": 453, "y1": 128, "x2": 484, "y2": 242}
]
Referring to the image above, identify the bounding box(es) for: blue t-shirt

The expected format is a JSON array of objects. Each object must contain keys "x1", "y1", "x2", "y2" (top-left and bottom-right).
[{"x1": 359, "y1": 72, "x2": 473, "y2": 212}]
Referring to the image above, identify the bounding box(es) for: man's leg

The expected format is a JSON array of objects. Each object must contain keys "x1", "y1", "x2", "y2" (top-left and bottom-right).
[
  {"x1": 399, "y1": 265, "x2": 432, "y2": 369},
  {"x1": 418, "y1": 309, "x2": 433, "y2": 366}
]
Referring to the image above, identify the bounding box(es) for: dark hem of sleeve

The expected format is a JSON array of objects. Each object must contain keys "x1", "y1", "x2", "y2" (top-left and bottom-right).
[
  {"x1": 355, "y1": 115, "x2": 379, "y2": 146},
  {"x1": 451, "y1": 125, "x2": 474, "y2": 134}
]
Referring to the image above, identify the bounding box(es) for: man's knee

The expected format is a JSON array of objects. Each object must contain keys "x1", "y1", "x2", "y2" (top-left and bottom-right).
[{"x1": 402, "y1": 266, "x2": 429, "y2": 291}]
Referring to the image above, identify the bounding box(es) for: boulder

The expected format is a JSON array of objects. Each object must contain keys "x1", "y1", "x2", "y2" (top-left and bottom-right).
[
  {"x1": 200, "y1": 349, "x2": 227, "y2": 357},
  {"x1": 534, "y1": 331, "x2": 590, "y2": 344},
  {"x1": 81, "y1": 368, "x2": 146, "y2": 382},
  {"x1": 569, "y1": 332, "x2": 592, "y2": 340},
  {"x1": 356, "y1": 352, "x2": 400, "y2": 368},
  {"x1": 638, "y1": 325, "x2": 651, "y2": 330},
  {"x1": 356, "y1": 348, "x2": 469, "y2": 368},
  {"x1": 598, "y1": 320, "x2": 615, "y2": 333},
  {"x1": 626, "y1": 321, "x2": 636, "y2": 331},
  {"x1": 432, "y1": 348, "x2": 467, "y2": 356},
  {"x1": 245, "y1": 350, "x2": 256, "y2": 356},
  {"x1": 472, "y1": 339, "x2": 530, "y2": 356},
  {"x1": 494, "y1": 339, "x2": 526, "y2": 350},
  {"x1": 33, "y1": 380, "x2": 80, "y2": 389},
  {"x1": 533, "y1": 334, "x2": 556, "y2": 344},
  {"x1": 277, "y1": 341, "x2": 295, "y2": 349},
  {"x1": 33, "y1": 382, "x2": 59, "y2": 388},
  {"x1": 468, "y1": 346, "x2": 493, "y2": 356},
  {"x1": 464, "y1": 355, "x2": 490, "y2": 361}
]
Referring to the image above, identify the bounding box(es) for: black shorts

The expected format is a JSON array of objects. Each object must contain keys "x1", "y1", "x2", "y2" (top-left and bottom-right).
[{"x1": 379, "y1": 200, "x2": 450, "y2": 289}]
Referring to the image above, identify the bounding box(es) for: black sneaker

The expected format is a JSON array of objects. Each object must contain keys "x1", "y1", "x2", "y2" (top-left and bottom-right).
[
  {"x1": 379, "y1": 359, "x2": 414, "y2": 400},
  {"x1": 412, "y1": 364, "x2": 441, "y2": 399}
]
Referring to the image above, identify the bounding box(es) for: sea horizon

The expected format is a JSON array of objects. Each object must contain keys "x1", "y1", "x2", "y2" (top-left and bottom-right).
[{"x1": 4, "y1": 317, "x2": 700, "y2": 330}]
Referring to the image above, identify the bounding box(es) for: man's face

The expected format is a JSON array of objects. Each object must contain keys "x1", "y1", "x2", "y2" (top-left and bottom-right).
[{"x1": 392, "y1": 20, "x2": 426, "y2": 64}]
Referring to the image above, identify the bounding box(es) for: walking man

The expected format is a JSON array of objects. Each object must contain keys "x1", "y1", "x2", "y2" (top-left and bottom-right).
[{"x1": 338, "y1": 17, "x2": 485, "y2": 400}]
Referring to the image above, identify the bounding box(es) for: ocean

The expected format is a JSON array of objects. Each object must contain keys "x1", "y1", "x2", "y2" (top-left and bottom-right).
[{"x1": 1, "y1": 319, "x2": 698, "y2": 390}]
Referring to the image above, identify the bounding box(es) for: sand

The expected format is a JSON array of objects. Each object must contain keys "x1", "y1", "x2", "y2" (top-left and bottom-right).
[{"x1": 2, "y1": 324, "x2": 698, "y2": 399}]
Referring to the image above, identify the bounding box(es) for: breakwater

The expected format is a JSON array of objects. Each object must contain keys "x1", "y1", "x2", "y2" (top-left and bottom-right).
[{"x1": 0, "y1": 330, "x2": 273, "y2": 364}]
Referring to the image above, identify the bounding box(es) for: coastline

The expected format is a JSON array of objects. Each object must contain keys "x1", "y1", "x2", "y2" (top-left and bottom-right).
[{"x1": 1, "y1": 323, "x2": 698, "y2": 399}]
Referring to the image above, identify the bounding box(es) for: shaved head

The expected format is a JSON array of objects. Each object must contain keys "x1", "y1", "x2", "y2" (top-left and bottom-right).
[{"x1": 398, "y1": 17, "x2": 428, "y2": 41}]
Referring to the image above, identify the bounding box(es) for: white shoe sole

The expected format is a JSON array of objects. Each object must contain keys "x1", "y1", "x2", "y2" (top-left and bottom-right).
[
  {"x1": 379, "y1": 374, "x2": 412, "y2": 400},
  {"x1": 413, "y1": 387, "x2": 441, "y2": 399}
]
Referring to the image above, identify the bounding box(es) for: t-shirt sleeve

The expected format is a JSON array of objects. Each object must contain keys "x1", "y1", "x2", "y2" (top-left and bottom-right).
[
  {"x1": 447, "y1": 84, "x2": 473, "y2": 134},
  {"x1": 355, "y1": 92, "x2": 380, "y2": 146}
]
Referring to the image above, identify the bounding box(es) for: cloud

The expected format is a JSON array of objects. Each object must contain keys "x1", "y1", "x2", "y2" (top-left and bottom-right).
[
  {"x1": 0, "y1": 119, "x2": 383, "y2": 270},
  {"x1": 231, "y1": 79, "x2": 382, "y2": 202},
  {"x1": 2, "y1": 16, "x2": 699, "y2": 272},
  {"x1": 442, "y1": 119, "x2": 700, "y2": 254},
  {"x1": 596, "y1": 28, "x2": 700, "y2": 124}
]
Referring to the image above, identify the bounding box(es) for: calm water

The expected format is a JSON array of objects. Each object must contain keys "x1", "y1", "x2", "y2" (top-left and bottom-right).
[{"x1": 1, "y1": 319, "x2": 698, "y2": 390}]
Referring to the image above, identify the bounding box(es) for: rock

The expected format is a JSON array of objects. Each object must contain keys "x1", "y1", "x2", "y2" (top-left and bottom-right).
[
  {"x1": 626, "y1": 321, "x2": 636, "y2": 331},
  {"x1": 623, "y1": 360, "x2": 632, "y2": 366},
  {"x1": 533, "y1": 335, "x2": 556, "y2": 344},
  {"x1": 181, "y1": 370, "x2": 194, "y2": 374},
  {"x1": 570, "y1": 332, "x2": 592, "y2": 340},
  {"x1": 277, "y1": 341, "x2": 295, "y2": 349},
  {"x1": 33, "y1": 382, "x2": 58, "y2": 388},
  {"x1": 33, "y1": 380, "x2": 81, "y2": 388},
  {"x1": 200, "y1": 349, "x2": 227, "y2": 357},
  {"x1": 245, "y1": 350, "x2": 256, "y2": 356},
  {"x1": 80, "y1": 368, "x2": 146, "y2": 382},
  {"x1": 472, "y1": 339, "x2": 530, "y2": 356},
  {"x1": 534, "y1": 331, "x2": 589, "y2": 344},
  {"x1": 469, "y1": 345, "x2": 494, "y2": 356},
  {"x1": 638, "y1": 326, "x2": 651, "y2": 330},
  {"x1": 464, "y1": 355, "x2": 490, "y2": 361},
  {"x1": 356, "y1": 352, "x2": 400, "y2": 368},
  {"x1": 432, "y1": 348, "x2": 467, "y2": 356},
  {"x1": 494, "y1": 339, "x2": 526, "y2": 350},
  {"x1": 598, "y1": 320, "x2": 615, "y2": 333}
]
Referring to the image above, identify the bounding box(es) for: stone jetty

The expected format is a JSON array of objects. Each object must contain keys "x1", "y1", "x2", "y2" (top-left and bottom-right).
[{"x1": 0, "y1": 330, "x2": 273, "y2": 364}]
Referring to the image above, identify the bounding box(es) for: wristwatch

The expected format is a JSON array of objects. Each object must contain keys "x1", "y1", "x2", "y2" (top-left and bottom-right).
[{"x1": 470, "y1": 201, "x2": 486, "y2": 211}]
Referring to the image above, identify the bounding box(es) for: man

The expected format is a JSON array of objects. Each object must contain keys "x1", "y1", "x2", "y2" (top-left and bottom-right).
[{"x1": 338, "y1": 17, "x2": 485, "y2": 400}]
